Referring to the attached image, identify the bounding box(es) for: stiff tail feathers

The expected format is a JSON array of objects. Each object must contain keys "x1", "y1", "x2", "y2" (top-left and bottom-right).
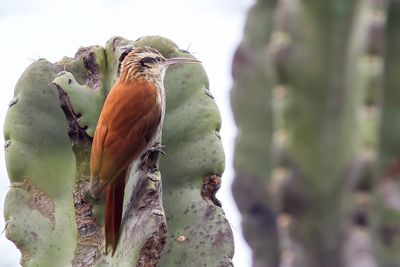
[{"x1": 105, "y1": 170, "x2": 126, "y2": 256}]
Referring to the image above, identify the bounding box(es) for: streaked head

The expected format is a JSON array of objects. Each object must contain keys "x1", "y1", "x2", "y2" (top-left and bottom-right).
[{"x1": 119, "y1": 46, "x2": 200, "y2": 83}]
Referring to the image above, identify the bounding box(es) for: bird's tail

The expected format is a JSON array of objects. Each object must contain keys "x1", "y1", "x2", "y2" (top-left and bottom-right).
[{"x1": 105, "y1": 170, "x2": 126, "y2": 256}]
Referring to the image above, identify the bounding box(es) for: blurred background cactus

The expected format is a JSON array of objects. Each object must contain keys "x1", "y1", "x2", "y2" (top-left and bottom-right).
[
  {"x1": 3, "y1": 36, "x2": 233, "y2": 266},
  {"x1": 230, "y1": 0, "x2": 400, "y2": 266}
]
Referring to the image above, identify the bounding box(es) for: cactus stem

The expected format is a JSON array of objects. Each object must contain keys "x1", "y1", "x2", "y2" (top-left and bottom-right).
[{"x1": 120, "y1": 148, "x2": 167, "y2": 266}]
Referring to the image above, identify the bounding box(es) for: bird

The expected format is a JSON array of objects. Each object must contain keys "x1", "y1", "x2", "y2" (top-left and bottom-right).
[{"x1": 89, "y1": 46, "x2": 200, "y2": 255}]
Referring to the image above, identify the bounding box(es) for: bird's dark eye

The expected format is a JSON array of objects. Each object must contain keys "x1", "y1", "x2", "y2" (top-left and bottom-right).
[
  {"x1": 155, "y1": 56, "x2": 162, "y2": 62},
  {"x1": 140, "y1": 57, "x2": 156, "y2": 68}
]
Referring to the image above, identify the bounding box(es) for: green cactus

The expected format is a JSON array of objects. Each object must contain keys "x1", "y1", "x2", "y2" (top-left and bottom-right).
[
  {"x1": 373, "y1": 2, "x2": 400, "y2": 267},
  {"x1": 231, "y1": 0, "x2": 383, "y2": 266},
  {"x1": 4, "y1": 59, "x2": 77, "y2": 266},
  {"x1": 4, "y1": 36, "x2": 233, "y2": 266},
  {"x1": 230, "y1": 0, "x2": 280, "y2": 266}
]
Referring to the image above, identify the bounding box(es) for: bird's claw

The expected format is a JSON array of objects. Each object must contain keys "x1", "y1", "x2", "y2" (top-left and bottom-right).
[{"x1": 147, "y1": 143, "x2": 166, "y2": 155}]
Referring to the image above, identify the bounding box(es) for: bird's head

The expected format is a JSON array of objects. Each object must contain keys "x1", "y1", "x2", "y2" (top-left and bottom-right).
[{"x1": 119, "y1": 46, "x2": 200, "y2": 83}]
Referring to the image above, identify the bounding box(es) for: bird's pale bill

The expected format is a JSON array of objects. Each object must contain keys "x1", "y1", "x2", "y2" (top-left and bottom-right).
[{"x1": 163, "y1": 57, "x2": 201, "y2": 66}]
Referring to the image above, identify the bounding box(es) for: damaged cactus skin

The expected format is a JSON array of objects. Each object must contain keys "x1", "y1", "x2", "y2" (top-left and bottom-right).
[{"x1": 3, "y1": 35, "x2": 233, "y2": 266}]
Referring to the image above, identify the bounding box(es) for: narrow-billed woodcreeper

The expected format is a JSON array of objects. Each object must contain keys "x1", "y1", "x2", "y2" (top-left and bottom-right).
[{"x1": 89, "y1": 46, "x2": 200, "y2": 255}]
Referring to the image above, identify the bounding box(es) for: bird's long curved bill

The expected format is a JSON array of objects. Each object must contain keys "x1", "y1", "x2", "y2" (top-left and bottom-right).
[{"x1": 163, "y1": 57, "x2": 201, "y2": 66}]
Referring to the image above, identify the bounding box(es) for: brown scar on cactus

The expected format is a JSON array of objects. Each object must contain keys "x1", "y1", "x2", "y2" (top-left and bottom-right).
[
  {"x1": 137, "y1": 224, "x2": 167, "y2": 267},
  {"x1": 72, "y1": 178, "x2": 103, "y2": 266},
  {"x1": 201, "y1": 174, "x2": 222, "y2": 207},
  {"x1": 12, "y1": 178, "x2": 56, "y2": 227},
  {"x1": 81, "y1": 51, "x2": 102, "y2": 90},
  {"x1": 53, "y1": 81, "x2": 91, "y2": 147}
]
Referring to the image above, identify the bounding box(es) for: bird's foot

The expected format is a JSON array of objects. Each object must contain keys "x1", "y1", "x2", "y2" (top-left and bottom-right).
[
  {"x1": 140, "y1": 143, "x2": 166, "y2": 170},
  {"x1": 147, "y1": 143, "x2": 166, "y2": 155}
]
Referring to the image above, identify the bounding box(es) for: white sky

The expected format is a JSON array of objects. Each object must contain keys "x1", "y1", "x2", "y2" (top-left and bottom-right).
[{"x1": 0, "y1": 0, "x2": 254, "y2": 266}]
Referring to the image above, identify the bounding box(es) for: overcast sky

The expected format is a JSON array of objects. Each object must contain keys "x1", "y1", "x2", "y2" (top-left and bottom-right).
[{"x1": 0, "y1": 0, "x2": 254, "y2": 266}]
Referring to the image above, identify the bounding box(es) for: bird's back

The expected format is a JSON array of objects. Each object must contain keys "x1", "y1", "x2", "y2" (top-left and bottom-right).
[{"x1": 90, "y1": 79, "x2": 162, "y2": 197}]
